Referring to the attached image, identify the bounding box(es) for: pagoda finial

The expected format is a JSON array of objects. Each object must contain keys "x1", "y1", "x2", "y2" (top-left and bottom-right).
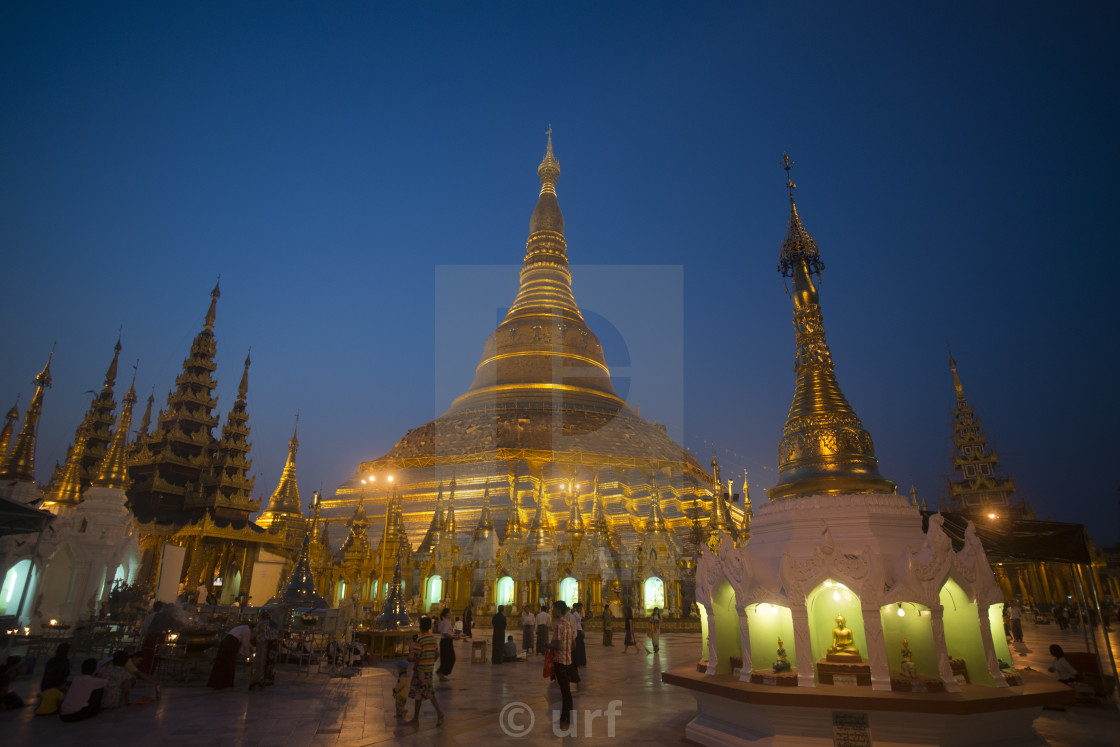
[
  {"x1": 468, "y1": 477, "x2": 495, "y2": 540},
  {"x1": 538, "y1": 125, "x2": 560, "y2": 195},
  {"x1": 949, "y1": 346, "x2": 966, "y2": 403},
  {"x1": 782, "y1": 153, "x2": 796, "y2": 198},
  {"x1": 777, "y1": 155, "x2": 824, "y2": 279},
  {"x1": 134, "y1": 391, "x2": 154, "y2": 445},
  {"x1": 0, "y1": 396, "x2": 20, "y2": 458},
  {"x1": 567, "y1": 476, "x2": 585, "y2": 534},
  {"x1": 104, "y1": 334, "x2": 122, "y2": 390},
  {"x1": 204, "y1": 278, "x2": 221, "y2": 331},
  {"x1": 237, "y1": 349, "x2": 251, "y2": 400},
  {"x1": 0, "y1": 350, "x2": 54, "y2": 483},
  {"x1": 769, "y1": 160, "x2": 895, "y2": 501},
  {"x1": 262, "y1": 412, "x2": 301, "y2": 517},
  {"x1": 93, "y1": 379, "x2": 137, "y2": 489}
]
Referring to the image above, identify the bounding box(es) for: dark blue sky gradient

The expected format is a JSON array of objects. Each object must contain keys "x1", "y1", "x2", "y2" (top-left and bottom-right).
[{"x1": 2, "y1": 2, "x2": 1117, "y2": 544}]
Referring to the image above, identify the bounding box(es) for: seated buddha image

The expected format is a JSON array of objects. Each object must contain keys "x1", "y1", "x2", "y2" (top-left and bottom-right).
[{"x1": 826, "y1": 614, "x2": 861, "y2": 659}]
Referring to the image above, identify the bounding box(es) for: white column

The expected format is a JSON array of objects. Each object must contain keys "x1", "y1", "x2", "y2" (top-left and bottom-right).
[
  {"x1": 977, "y1": 603, "x2": 1009, "y2": 687},
  {"x1": 704, "y1": 608, "x2": 718, "y2": 675},
  {"x1": 862, "y1": 606, "x2": 891, "y2": 691},
  {"x1": 737, "y1": 608, "x2": 753, "y2": 681},
  {"x1": 791, "y1": 603, "x2": 815, "y2": 687},
  {"x1": 929, "y1": 604, "x2": 962, "y2": 692}
]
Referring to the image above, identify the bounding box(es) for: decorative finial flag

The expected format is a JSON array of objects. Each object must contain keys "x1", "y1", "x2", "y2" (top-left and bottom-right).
[{"x1": 782, "y1": 153, "x2": 796, "y2": 197}]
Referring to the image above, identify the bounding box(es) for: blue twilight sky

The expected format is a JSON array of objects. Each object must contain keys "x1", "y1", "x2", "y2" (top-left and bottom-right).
[{"x1": 2, "y1": 2, "x2": 1118, "y2": 545}]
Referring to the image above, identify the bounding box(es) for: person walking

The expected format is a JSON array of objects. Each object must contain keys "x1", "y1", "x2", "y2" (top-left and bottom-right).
[
  {"x1": 491, "y1": 606, "x2": 507, "y2": 664},
  {"x1": 622, "y1": 605, "x2": 637, "y2": 653},
  {"x1": 649, "y1": 607, "x2": 662, "y2": 653},
  {"x1": 521, "y1": 607, "x2": 535, "y2": 656},
  {"x1": 549, "y1": 600, "x2": 576, "y2": 729},
  {"x1": 1008, "y1": 601, "x2": 1024, "y2": 643},
  {"x1": 463, "y1": 604, "x2": 473, "y2": 638},
  {"x1": 437, "y1": 608, "x2": 456, "y2": 680},
  {"x1": 408, "y1": 616, "x2": 444, "y2": 726},
  {"x1": 571, "y1": 602, "x2": 586, "y2": 669},
  {"x1": 602, "y1": 603, "x2": 613, "y2": 646},
  {"x1": 535, "y1": 604, "x2": 550, "y2": 656}
]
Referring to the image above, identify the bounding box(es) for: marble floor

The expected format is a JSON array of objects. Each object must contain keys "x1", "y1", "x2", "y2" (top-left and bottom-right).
[{"x1": 2, "y1": 620, "x2": 1117, "y2": 746}]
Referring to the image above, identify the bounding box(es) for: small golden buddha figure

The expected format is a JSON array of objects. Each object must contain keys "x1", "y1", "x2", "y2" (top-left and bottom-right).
[
  {"x1": 826, "y1": 614, "x2": 862, "y2": 660},
  {"x1": 900, "y1": 637, "x2": 918, "y2": 678},
  {"x1": 773, "y1": 637, "x2": 791, "y2": 672}
]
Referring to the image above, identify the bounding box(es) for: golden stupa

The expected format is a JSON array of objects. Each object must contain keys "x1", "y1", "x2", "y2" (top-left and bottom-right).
[{"x1": 323, "y1": 133, "x2": 739, "y2": 613}]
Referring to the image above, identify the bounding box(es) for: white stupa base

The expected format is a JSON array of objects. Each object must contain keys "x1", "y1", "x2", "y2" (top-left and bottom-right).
[{"x1": 665, "y1": 668, "x2": 1070, "y2": 747}]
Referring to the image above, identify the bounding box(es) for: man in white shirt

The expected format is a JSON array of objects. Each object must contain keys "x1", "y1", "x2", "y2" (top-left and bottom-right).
[
  {"x1": 59, "y1": 658, "x2": 107, "y2": 722},
  {"x1": 535, "y1": 605, "x2": 550, "y2": 656}
]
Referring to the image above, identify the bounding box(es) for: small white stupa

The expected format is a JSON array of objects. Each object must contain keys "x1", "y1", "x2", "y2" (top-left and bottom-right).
[{"x1": 665, "y1": 158, "x2": 1071, "y2": 746}]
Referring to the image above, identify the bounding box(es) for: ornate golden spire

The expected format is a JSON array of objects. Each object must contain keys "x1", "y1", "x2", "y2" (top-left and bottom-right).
[
  {"x1": 448, "y1": 130, "x2": 627, "y2": 416},
  {"x1": 526, "y1": 476, "x2": 553, "y2": 549},
  {"x1": 589, "y1": 473, "x2": 611, "y2": 535},
  {"x1": 93, "y1": 377, "x2": 137, "y2": 489},
  {"x1": 567, "y1": 477, "x2": 585, "y2": 535},
  {"x1": 262, "y1": 416, "x2": 301, "y2": 517},
  {"x1": 204, "y1": 279, "x2": 220, "y2": 331},
  {"x1": 474, "y1": 478, "x2": 495, "y2": 535},
  {"x1": 740, "y1": 470, "x2": 753, "y2": 540},
  {"x1": 706, "y1": 454, "x2": 733, "y2": 537},
  {"x1": 0, "y1": 352, "x2": 53, "y2": 483},
  {"x1": 538, "y1": 125, "x2": 560, "y2": 196},
  {"x1": 44, "y1": 423, "x2": 88, "y2": 509},
  {"x1": 504, "y1": 471, "x2": 524, "y2": 539},
  {"x1": 768, "y1": 157, "x2": 895, "y2": 500},
  {"x1": 418, "y1": 482, "x2": 445, "y2": 553},
  {"x1": 0, "y1": 398, "x2": 18, "y2": 459},
  {"x1": 645, "y1": 474, "x2": 668, "y2": 532}
]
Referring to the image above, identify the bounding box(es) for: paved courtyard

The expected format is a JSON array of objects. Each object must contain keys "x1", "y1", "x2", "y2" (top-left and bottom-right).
[{"x1": 2, "y1": 620, "x2": 1118, "y2": 746}]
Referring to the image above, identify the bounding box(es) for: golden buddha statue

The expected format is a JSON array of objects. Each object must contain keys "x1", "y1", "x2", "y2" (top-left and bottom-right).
[
  {"x1": 826, "y1": 614, "x2": 862, "y2": 660},
  {"x1": 900, "y1": 637, "x2": 918, "y2": 678},
  {"x1": 773, "y1": 636, "x2": 791, "y2": 672}
]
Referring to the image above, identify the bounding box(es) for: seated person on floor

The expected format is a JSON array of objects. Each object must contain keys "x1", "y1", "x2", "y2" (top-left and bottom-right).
[
  {"x1": 504, "y1": 635, "x2": 519, "y2": 662},
  {"x1": 59, "y1": 658, "x2": 107, "y2": 722},
  {"x1": 96, "y1": 650, "x2": 133, "y2": 709},
  {"x1": 1, "y1": 656, "x2": 28, "y2": 711},
  {"x1": 1047, "y1": 644, "x2": 1080, "y2": 685}
]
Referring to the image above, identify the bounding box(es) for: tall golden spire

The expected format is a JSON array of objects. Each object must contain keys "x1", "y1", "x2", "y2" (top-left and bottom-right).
[
  {"x1": 504, "y1": 470, "x2": 524, "y2": 539},
  {"x1": 768, "y1": 156, "x2": 895, "y2": 500},
  {"x1": 589, "y1": 473, "x2": 611, "y2": 535},
  {"x1": 0, "y1": 352, "x2": 53, "y2": 483},
  {"x1": 473, "y1": 479, "x2": 495, "y2": 536},
  {"x1": 526, "y1": 476, "x2": 554, "y2": 549},
  {"x1": 93, "y1": 377, "x2": 137, "y2": 489},
  {"x1": 418, "y1": 482, "x2": 446, "y2": 553},
  {"x1": 567, "y1": 478, "x2": 586, "y2": 535},
  {"x1": 44, "y1": 424, "x2": 88, "y2": 509},
  {"x1": 261, "y1": 416, "x2": 302, "y2": 518},
  {"x1": 0, "y1": 398, "x2": 19, "y2": 459},
  {"x1": 448, "y1": 130, "x2": 627, "y2": 416},
  {"x1": 73, "y1": 336, "x2": 124, "y2": 489}
]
